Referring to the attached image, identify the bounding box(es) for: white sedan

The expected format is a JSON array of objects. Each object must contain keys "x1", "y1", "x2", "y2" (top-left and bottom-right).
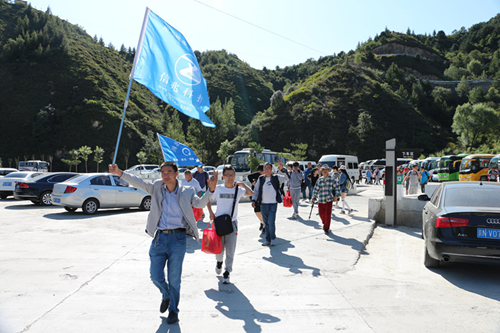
[
  {"x1": 0, "y1": 171, "x2": 44, "y2": 199},
  {"x1": 51, "y1": 173, "x2": 151, "y2": 214}
]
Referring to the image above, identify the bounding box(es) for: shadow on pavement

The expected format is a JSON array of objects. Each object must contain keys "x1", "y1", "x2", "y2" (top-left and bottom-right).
[
  {"x1": 204, "y1": 281, "x2": 280, "y2": 333},
  {"x1": 377, "y1": 224, "x2": 423, "y2": 239},
  {"x1": 292, "y1": 215, "x2": 322, "y2": 230},
  {"x1": 155, "y1": 317, "x2": 181, "y2": 333},
  {"x1": 4, "y1": 204, "x2": 54, "y2": 210},
  {"x1": 42, "y1": 208, "x2": 141, "y2": 220},
  {"x1": 262, "y1": 238, "x2": 321, "y2": 277},
  {"x1": 432, "y1": 262, "x2": 500, "y2": 302},
  {"x1": 326, "y1": 232, "x2": 364, "y2": 252}
]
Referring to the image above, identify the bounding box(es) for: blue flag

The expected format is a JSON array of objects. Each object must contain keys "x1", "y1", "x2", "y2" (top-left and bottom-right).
[
  {"x1": 133, "y1": 9, "x2": 215, "y2": 127},
  {"x1": 157, "y1": 133, "x2": 201, "y2": 167}
]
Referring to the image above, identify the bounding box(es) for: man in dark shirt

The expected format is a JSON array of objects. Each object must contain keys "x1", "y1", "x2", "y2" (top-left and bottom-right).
[{"x1": 248, "y1": 164, "x2": 265, "y2": 233}]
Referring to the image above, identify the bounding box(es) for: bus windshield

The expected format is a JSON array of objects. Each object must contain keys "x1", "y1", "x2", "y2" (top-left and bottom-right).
[
  {"x1": 460, "y1": 157, "x2": 491, "y2": 173},
  {"x1": 439, "y1": 158, "x2": 460, "y2": 173},
  {"x1": 230, "y1": 153, "x2": 250, "y2": 172}
]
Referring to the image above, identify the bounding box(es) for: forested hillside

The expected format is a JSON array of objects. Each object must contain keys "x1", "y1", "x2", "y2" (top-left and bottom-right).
[{"x1": 0, "y1": 1, "x2": 499, "y2": 169}]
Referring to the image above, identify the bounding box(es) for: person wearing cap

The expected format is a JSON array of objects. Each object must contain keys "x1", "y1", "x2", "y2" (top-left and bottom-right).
[
  {"x1": 312, "y1": 166, "x2": 336, "y2": 234},
  {"x1": 338, "y1": 165, "x2": 353, "y2": 214}
]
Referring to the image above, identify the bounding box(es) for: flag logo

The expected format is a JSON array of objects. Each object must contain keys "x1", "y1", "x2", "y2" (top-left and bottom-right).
[{"x1": 176, "y1": 54, "x2": 202, "y2": 86}]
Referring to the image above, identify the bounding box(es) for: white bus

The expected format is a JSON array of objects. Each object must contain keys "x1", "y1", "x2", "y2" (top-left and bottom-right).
[
  {"x1": 318, "y1": 155, "x2": 359, "y2": 181},
  {"x1": 18, "y1": 160, "x2": 49, "y2": 172},
  {"x1": 226, "y1": 148, "x2": 289, "y2": 183}
]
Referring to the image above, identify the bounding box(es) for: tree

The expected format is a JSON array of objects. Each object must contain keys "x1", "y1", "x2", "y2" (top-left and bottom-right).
[
  {"x1": 467, "y1": 59, "x2": 482, "y2": 77},
  {"x1": 69, "y1": 149, "x2": 81, "y2": 172},
  {"x1": 456, "y1": 76, "x2": 470, "y2": 99},
  {"x1": 94, "y1": 146, "x2": 104, "y2": 172},
  {"x1": 469, "y1": 87, "x2": 485, "y2": 104},
  {"x1": 15, "y1": 157, "x2": 20, "y2": 169},
  {"x1": 8, "y1": 158, "x2": 12, "y2": 168},
  {"x1": 124, "y1": 149, "x2": 131, "y2": 169},
  {"x1": 78, "y1": 145, "x2": 92, "y2": 173},
  {"x1": 217, "y1": 139, "x2": 233, "y2": 164},
  {"x1": 248, "y1": 142, "x2": 264, "y2": 172},
  {"x1": 162, "y1": 109, "x2": 185, "y2": 143},
  {"x1": 48, "y1": 155, "x2": 53, "y2": 172},
  {"x1": 136, "y1": 151, "x2": 147, "y2": 174},
  {"x1": 452, "y1": 103, "x2": 500, "y2": 149}
]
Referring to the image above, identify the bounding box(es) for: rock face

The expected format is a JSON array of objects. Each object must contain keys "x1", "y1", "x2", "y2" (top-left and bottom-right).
[{"x1": 372, "y1": 43, "x2": 443, "y2": 61}]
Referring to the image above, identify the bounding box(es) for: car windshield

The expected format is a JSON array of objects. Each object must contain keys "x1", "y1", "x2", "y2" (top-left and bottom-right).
[
  {"x1": 444, "y1": 187, "x2": 500, "y2": 208},
  {"x1": 4, "y1": 172, "x2": 28, "y2": 178}
]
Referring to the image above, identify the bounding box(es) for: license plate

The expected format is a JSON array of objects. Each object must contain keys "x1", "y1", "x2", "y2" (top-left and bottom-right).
[
  {"x1": 477, "y1": 228, "x2": 500, "y2": 239},
  {"x1": 54, "y1": 198, "x2": 60, "y2": 203},
  {"x1": 3, "y1": 182, "x2": 12, "y2": 186}
]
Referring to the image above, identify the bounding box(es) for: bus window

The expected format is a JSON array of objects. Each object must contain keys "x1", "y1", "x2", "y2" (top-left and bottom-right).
[
  {"x1": 264, "y1": 153, "x2": 273, "y2": 163},
  {"x1": 348, "y1": 162, "x2": 354, "y2": 169},
  {"x1": 353, "y1": 163, "x2": 358, "y2": 169},
  {"x1": 338, "y1": 159, "x2": 346, "y2": 167}
]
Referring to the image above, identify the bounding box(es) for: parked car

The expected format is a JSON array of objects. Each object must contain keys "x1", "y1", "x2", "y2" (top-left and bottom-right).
[
  {"x1": 0, "y1": 168, "x2": 18, "y2": 177},
  {"x1": 14, "y1": 172, "x2": 79, "y2": 206},
  {"x1": 419, "y1": 181, "x2": 500, "y2": 268},
  {"x1": 124, "y1": 164, "x2": 159, "y2": 175},
  {"x1": 429, "y1": 168, "x2": 440, "y2": 182},
  {"x1": 142, "y1": 167, "x2": 161, "y2": 181},
  {"x1": 50, "y1": 173, "x2": 152, "y2": 214},
  {"x1": 0, "y1": 171, "x2": 44, "y2": 199}
]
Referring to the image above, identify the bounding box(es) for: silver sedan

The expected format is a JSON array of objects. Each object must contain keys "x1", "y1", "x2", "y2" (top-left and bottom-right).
[{"x1": 51, "y1": 173, "x2": 151, "y2": 214}]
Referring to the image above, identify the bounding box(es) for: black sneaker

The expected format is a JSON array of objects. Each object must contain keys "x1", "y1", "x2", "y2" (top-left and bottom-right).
[
  {"x1": 166, "y1": 311, "x2": 178, "y2": 324},
  {"x1": 223, "y1": 271, "x2": 230, "y2": 284},
  {"x1": 215, "y1": 261, "x2": 223, "y2": 275},
  {"x1": 160, "y1": 299, "x2": 170, "y2": 313}
]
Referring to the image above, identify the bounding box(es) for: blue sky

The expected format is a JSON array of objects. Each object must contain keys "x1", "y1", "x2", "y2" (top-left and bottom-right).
[{"x1": 31, "y1": 0, "x2": 500, "y2": 69}]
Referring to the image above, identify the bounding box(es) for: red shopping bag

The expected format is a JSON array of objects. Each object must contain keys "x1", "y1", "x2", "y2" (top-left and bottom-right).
[
  {"x1": 202, "y1": 222, "x2": 223, "y2": 254},
  {"x1": 193, "y1": 207, "x2": 203, "y2": 221},
  {"x1": 283, "y1": 191, "x2": 292, "y2": 208}
]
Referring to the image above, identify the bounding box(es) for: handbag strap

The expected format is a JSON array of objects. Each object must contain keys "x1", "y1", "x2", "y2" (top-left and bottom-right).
[{"x1": 230, "y1": 185, "x2": 239, "y2": 218}]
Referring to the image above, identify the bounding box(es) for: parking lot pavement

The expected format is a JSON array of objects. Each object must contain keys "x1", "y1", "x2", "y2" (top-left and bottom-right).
[
  {"x1": 341, "y1": 225, "x2": 500, "y2": 333},
  {"x1": 0, "y1": 185, "x2": 376, "y2": 333}
]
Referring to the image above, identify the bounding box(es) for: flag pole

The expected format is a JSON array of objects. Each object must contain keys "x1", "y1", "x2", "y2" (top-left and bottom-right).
[{"x1": 112, "y1": 7, "x2": 151, "y2": 165}]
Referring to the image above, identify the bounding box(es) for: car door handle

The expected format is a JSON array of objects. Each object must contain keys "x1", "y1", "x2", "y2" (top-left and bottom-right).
[
  {"x1": 119, "y1": 190, "x2": 123, "y2": 192},
  {"x1": 94, "y1": 189, "x2": 99, "y2": 191}
]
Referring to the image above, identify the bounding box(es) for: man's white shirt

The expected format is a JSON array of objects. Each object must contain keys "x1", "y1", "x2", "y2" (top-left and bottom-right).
[{"x1": 180, "y1": 178, "x2": 202, "y2": 193}]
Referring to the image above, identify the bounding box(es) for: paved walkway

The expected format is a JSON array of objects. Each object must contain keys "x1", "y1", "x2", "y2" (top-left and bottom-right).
[{"x1": 0, "y1": 185, "x2": 375, "y2": 333}]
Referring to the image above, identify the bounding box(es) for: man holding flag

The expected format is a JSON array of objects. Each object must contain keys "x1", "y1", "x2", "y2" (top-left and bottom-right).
[{"x1": 110, "y1": 161, "x2": 217, "y2": 324}]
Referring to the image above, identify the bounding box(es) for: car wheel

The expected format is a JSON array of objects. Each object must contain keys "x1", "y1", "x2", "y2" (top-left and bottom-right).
[
  {"x1": 39, "y1": 191, "x2": 52, "y2": 206},
  {"x1": 140, "y1": 196, "x2": 152, "y2": 211},
  {"x1": 31, "y1": 200, "x2": 41, "y2": 205},
  {"x1": 64, "y1": 207, "x2": 77, "y2": 213},
  {"x1": 82, "y1": 198, "x2": 99, "y2": 215},
  {"x1": 424, "y1": 245, "x2": 440, "y2": 268}
]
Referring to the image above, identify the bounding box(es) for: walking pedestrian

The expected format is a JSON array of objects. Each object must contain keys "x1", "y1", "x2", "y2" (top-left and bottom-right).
[
  {"x1": 108, "y1": 162, "x2": 217, "y2": 324},
  {"x1": 207, "y1": 166, "x2": 253, "y2": 284},
  {"x1": 193, "y1": 165, "x2": 210, "y2": 219},
  {"x1": 288, "y1": 161, "x2": 304, "y2": 219},
  {"x1": 338, "y1": 165, "x2": 353, "y2": 214},
  {"x1": 247, "y1": 164, "x2": 265, "y2": 234},
  {"x1": 403, "y1": 167, "x2": 410, "y2": 195},
  {"x1": 419, "y1": 167, "x2": 430, "y2": 194},
  {"x1": 303, "y1": 162, "x2": 313, "y2": 201},
  {"x1": 308, "y1": 167, "x2": 320, "y2": 188},
  {"x1": 404, "y1": 165, "x2": 421, "y2": 195},
  {"x1": 312, "y1": 166, "x2": 336, "y2": 235},
  {"x1": 180, "y1": 170, "x2": 202, "y2": 195},
  {"x1": 366, "y1": 169, "x2": 372, "y2": 185},
  {"x1": 252, "y1": 162, "x2": 288, "y2": 246},
  {"x1": 332, "y1": 166, "x2": 341, "y2": 209}
]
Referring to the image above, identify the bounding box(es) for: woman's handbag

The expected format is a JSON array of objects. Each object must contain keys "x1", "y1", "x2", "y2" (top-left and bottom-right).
[
  {"x1": 213, "y1": 185, "x2": 238, "y2": 237},
  {"x1": 202, "y1": 222, "x2": 223, "y2": 254},
  {"x1": 283, "y1": 191, "x2": 292, "y2": 207}
]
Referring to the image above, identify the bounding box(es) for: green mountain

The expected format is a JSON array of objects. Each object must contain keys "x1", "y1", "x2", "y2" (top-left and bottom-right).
[{"x1": 0, "y1": 2, "x2": 499, "y2": 168}]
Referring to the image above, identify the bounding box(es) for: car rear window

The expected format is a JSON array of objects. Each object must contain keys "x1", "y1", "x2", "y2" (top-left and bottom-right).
[
  {"x1": 444, "y1": 187, "x2": 500, "y2": 208},
  {"x1": 4, "y1": 172, "x2": 28, "y2": 178}
]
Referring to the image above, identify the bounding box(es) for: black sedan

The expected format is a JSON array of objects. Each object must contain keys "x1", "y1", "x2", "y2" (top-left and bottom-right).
[
  {"x1": 14, "y1": 172, "x2": 79, "y2": 206},
  {"x1": 419, "y1": 181, "x2": 500, "y2": 268}
]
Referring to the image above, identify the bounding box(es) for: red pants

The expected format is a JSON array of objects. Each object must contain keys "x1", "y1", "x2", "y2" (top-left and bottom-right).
[{"x1": 318, "y1": 201, "x2": 333, "y2": 231}]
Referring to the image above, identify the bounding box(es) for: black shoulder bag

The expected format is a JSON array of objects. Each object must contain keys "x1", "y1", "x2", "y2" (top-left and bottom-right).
[{"x1": 214, "y1": 185, "x2": 238, "y2": 237}]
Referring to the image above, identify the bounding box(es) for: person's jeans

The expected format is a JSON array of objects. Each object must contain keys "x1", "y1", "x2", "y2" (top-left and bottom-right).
[
  {"x1": 307, "y1": 183, "x2": 313, "y2": 199},
  {"x1": 261, "y1": 203, "x2": 277, "y2": 243},
  {"x1": 290, "y1": 188, "x2": 301, "y2": 215},
  {"x1": 149, "y1": 230, "x2": 186, "y2": 314},
  {"x1": 420, "y1": 183, "x2": 426, "y2": 194}
]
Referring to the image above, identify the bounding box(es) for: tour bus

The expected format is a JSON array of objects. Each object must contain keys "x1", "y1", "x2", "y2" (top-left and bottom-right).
[
  {"x1": 318, "y1": 155, "x2": 359, "y2": 182},
  {"x1": 18, "y1": 160, "x2": 49, "y2": 172},
  {"x1": 421, "y1": 157, "x2": 439, "y2": 171},
  {"x1": 226, "y1": 148, "x2": 289, "y2": 184},
  {"x1": 437, "y1": 154, "x2": 467, "y2": 182},
  {"x1": 489, "y1": 154, "x2": 500, "y2": 170},
  {"x1": 459, "y1": 154, "x2": 494, "y2": 181}
]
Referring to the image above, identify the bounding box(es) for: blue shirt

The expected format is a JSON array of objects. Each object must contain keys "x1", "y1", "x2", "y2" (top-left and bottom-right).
[
  {"x1": 193, "y1": 171, "x2": 209, "y2": 190},
  {"x1": 304, "y1": 167, "x2": 312, "y2": 184},
  {"x1": 420, "y1": 171, "x2": 429, "y2": 184},
  {"x1": 158, "y1": 183, "x2": 186, "y2": 230}
]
